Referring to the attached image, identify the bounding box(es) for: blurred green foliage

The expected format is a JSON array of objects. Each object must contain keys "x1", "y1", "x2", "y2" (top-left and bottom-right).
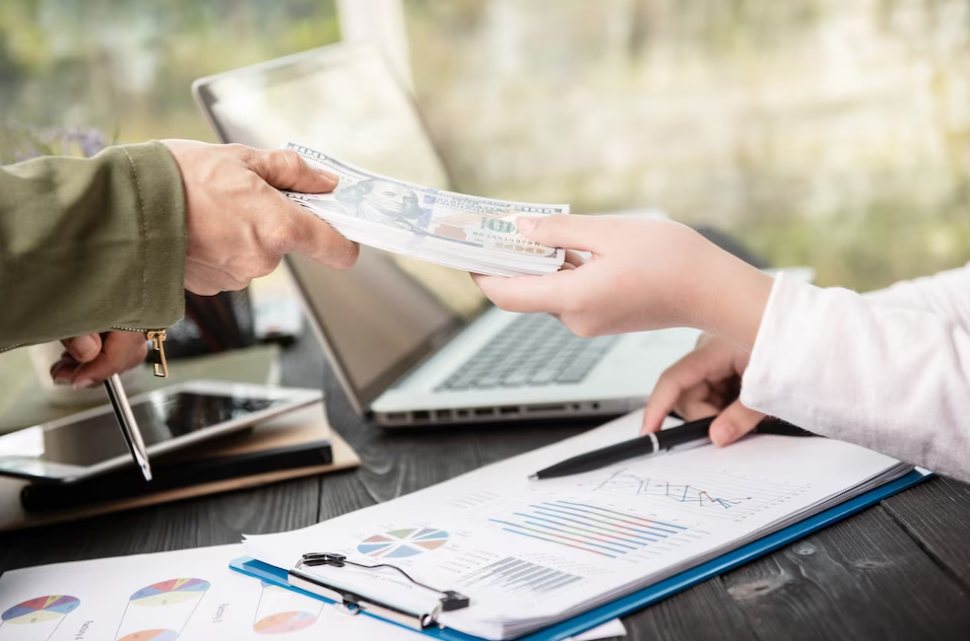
[
  {"x1": 0, "y1": 0, "x2": 339, "y2": 143},
  {"x1": 3, "y1": 0, "x2": 969, "y2": 292},
  {"x1": 405, "y1": 0, "x2": 970, "y2": 291}
]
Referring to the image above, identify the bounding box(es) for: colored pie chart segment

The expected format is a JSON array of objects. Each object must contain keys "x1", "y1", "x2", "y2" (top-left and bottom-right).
[
  {"x1": 358, "y1": 527, "x2": 449, "y2": 558},
  {"x1": 116, "y1": 630, "x2": 179, "y2": 641},
  {"x1": 130, "y1": 578, "x2": 211, "y2": 607},
  {"x1": 1, "y1": 595, "x2": 80, "y2": 624},
  {"x1": 254, "y1": 611, "x2": 318, "y2": 634}
]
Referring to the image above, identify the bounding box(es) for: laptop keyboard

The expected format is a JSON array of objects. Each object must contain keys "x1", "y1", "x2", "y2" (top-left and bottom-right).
[{"x1": 435, "y1": 314, "x2": 620, "y2": 391}]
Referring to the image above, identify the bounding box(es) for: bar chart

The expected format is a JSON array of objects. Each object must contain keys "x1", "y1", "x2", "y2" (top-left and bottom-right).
[
  {"x1": 459, "y1": 557, "x2": 584, "y2": 595},
  {"x1": 489, "y1": 500, "x2": 688, "y2": 559}
]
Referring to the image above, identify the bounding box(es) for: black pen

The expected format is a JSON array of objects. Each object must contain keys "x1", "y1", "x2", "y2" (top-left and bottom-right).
[{"x1": 529, "y1": 416, "x2": 814, "y2": 480}]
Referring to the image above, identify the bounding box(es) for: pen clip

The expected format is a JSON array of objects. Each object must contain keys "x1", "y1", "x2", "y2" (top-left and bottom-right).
[{"x1": 288, "y1": 553, "x2": 470, "y2": 630}]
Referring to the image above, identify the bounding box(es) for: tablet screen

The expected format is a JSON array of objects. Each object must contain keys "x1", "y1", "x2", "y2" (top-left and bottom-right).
[{"x1": 0, "y1": 392, "x2": 286, "y2": 468}]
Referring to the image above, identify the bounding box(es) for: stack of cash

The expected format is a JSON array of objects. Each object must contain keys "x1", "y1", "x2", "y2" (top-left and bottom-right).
[{"x1": 284, "y1": 143, "x2": 568, "y2": 277}]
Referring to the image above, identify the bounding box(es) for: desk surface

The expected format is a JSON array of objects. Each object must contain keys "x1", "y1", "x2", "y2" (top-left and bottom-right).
[{"x1": 2, "y1": 331, "x2": 970, "y2": 640}]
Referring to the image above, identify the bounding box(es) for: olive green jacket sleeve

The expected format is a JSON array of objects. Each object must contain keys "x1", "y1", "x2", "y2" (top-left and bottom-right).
[{"x1": 0, "y1": 142, "x2": 186, "y2": 350}]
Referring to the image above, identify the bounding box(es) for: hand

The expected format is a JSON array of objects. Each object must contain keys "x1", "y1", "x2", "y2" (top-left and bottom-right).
[
  {"x1": 642, "y1": 333, "x2": 766, "y2": 446},
  {"x1": 473, "y1": 215, "x2": 774, "y2": 348},
  {"x1": 50, "y1": 331, "x2": 149, "y2": 389},
  {"x1": 161, "y1": 140, "x2": 360, "y2": 295}
]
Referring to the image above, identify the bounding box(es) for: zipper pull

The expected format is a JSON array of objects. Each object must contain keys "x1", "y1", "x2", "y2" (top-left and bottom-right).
[{"x1": 146, "y1": 330, "x2": 169, "y2": 378}]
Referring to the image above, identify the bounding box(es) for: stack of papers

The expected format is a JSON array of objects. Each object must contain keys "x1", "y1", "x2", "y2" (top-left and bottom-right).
[
  {"x1": 0, "y1": 544, "x2": 624, "y2": 641},
  {"x1": 243, "y1": 411, "x2": 913, "y2": 640},
  {"x1": 284, "y1": 144, "x2": 568, "y2": 277}
]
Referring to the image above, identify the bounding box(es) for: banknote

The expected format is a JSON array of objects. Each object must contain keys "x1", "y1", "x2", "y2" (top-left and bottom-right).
[{"x1": 283, "y1": 143, "x2": 568, "y2": 276}]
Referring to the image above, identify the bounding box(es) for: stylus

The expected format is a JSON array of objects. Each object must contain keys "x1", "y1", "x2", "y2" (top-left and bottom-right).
[{"x1": 103, "y1": 374, "x2": 153, "y2": 481}]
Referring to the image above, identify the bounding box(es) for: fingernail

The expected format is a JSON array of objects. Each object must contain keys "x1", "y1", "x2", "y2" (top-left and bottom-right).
[
  {"x1": 318, "y1": 169, "x2": 339, "y2": 184},
  {"x1": 516, "y1": 216, "x2": 538, "y2": 231},
  {"x1": 70, "y1": 334, "x2": 98, "y2": 360},
  {"x1": 72, "y1": 378, "x2": 96, "y2": 390},
  {"x1": 711, "y1": 424, "x2": 734, "y2": 447}
]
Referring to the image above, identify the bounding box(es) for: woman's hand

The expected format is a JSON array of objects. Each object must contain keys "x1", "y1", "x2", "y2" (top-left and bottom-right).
[
  {"x1": 642, "y1": 333, "x2": 767, "y2": 446},
  {"x1": 50, "y1": 331, "x2": 148, "y2": 389},
  {"x1": 473, "y1": 215, "x2": 774, "y2": 349}
]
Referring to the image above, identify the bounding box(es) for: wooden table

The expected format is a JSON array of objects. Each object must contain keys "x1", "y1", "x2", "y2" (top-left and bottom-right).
[{"x1": 2, "y1": 331, "x2": 970, "y2": 640}]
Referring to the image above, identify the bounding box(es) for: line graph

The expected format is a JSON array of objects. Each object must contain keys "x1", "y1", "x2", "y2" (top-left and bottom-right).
[
  {"x1": 579, "y1": 465, "x2": 810, "y2": 520},
  {"x1": 593, "y1": 470, "x2": 750, "y2": 509}
]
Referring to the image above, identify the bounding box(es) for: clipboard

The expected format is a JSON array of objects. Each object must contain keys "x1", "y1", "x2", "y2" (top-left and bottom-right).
[{"x1": 230, "y1": 468, "x2": 929, "y2": 641}]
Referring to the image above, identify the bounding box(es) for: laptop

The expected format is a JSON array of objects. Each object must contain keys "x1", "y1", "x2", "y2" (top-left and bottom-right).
[{"x1": 193, "y1": 43, "x2": 703, "y2": 426}]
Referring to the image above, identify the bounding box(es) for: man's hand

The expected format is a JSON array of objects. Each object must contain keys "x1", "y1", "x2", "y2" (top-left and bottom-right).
[
  {"x1": 161, "y1": 140, "x2": 360, "y2": 295},
  {"x1": 642, "y1": 333, "x2": 766, "y2": 446},
  {"x1": 473, "y1": 215, "x2": 774, "y2": 348},
  {"x1": 50, "y1": 332, "x2": 148, "y2": 389}
]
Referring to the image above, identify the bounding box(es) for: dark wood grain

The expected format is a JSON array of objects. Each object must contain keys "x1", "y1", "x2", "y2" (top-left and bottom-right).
[
  {"x1": 2, "y1": 329, "x2": 970, "y2": 641},
  {"x1": 720, "y1": 505, "x2": 970, "y2": 640},
  {"x1": 880, "y1": 476, "x2": 970, "y2": 594}
]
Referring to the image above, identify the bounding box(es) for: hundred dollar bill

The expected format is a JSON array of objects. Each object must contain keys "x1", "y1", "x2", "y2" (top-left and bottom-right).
[{"x1": 283, "y1": 143, "x2": 568, "y2": 275}]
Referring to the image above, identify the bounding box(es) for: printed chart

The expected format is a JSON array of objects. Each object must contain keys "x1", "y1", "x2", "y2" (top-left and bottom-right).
[
  {"x1": 459, "y1": 557, "x2": 583, "y2": 595},
  {"x1": 115, "y1": 578, "x2": 210, "y2": 641},
  {"x1": 253, "y1": 581, "x2": 323, "y2": 635},
  {"x1": 358, "y1": 528, "x2": 450, "y2": 559},
  {"x1": 580, "y1": 466, "x2": 811, "y2": 521},
  {"x1": 489, "y1": 500, "x2": 688, "y2": 559},
  {"x1": 0, "y1": 595, "x2": 80, "y2": 641}
]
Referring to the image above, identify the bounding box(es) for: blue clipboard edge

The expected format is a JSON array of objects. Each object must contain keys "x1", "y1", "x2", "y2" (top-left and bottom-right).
[{"x1": 231, "y1": 468, "x2": 929, "y2": 641}]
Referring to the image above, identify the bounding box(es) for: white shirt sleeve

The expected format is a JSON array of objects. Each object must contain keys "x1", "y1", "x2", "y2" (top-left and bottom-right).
[
  {"x1": 862, "y1": 264, "x2": 970, "y2": 335},
  {"x1": 740, "y1": 270, "x2": 970, "y2": 482}
]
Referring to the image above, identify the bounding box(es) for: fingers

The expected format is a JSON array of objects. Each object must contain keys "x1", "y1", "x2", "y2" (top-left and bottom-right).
[
  {"x1": 709, "y1": 400, "x2": 765, "y2": 447},
  {"x1": 283, "y1": 207, "x2": 360, "y2": 271},
  {"x1": 69, "y1": 332, "x2": 149, "y2": 389},
  {"x1": 563, "y1": 249, "x2": 587, "y2": 269},
  {"x1": 248, "y1": 148, "x2": 339, "y2": 194},
  {"x1": 472, "y1": 271, "x2": 575, "y2": 314},
  {"x1": 642, "y1": 352, "x2": 712, "y2": 434},
  {"x1": 60, "y1": 333, "x2": 102, "y2": 363},
  {"x1": 516, "y1": 215, "x2": 603, "y2": 252}
]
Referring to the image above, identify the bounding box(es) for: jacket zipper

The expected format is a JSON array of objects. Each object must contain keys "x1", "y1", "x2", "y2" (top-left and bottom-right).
[
  {"x1": 1, "y1": 330, "x2": 168, "y2": 376},
  {"x1": 113, "y1": 327, "x2": 169, "y2": 378}
]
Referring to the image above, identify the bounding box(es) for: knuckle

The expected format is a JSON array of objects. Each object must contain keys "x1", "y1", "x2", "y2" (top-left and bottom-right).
[{"x1": 226, "y1": 143, "x2": 251, "y2": 159}]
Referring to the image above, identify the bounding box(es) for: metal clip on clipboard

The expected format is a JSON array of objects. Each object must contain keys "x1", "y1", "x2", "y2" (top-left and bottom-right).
[{"x1": 288, "y1": 553, "x2": 470, "y2": 630}]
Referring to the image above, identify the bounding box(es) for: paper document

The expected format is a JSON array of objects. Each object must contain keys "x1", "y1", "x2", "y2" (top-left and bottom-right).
[
  {"x1": 0, "y1": 545, "x2": 623, "y2": 641},
  {"x1": 244, "y1": 411, "x2": 912, "y2": 640},
  {"x1": 284, "y1": 143, "x2": 568, "y2": 277}
]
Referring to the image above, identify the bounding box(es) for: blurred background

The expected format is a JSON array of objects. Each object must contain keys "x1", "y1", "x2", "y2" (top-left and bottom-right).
[
  {"x1": 2, "y1": 0, "x2": 970, "y2": 426},
  {"x1": 3, "y1": 0, "x2": 969, "y2": 290}
]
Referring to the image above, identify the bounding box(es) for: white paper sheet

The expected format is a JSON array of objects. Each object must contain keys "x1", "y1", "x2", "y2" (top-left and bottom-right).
[
  {"x1": 244, "y1": 410, "x2": 910, "y2": 639},
  {"x1": 0, "y1": 545, "x2": 624, "y2": 641}
]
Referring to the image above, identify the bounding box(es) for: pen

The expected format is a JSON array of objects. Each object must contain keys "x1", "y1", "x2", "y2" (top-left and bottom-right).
[
  {"x1": 103, "y1": 374, "x2": 152, "y2": 481},
  {"x1": 528, "y1": 415, "x2": 814, "y2": 480}
]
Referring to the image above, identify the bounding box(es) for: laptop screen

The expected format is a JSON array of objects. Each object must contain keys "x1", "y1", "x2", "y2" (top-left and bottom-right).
[{"x1": 194, "y1": 44, "x2": 488, "y2": 411}]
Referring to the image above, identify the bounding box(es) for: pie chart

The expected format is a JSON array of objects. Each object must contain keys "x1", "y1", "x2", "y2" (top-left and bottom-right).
[
  {"x1": 116, "y1": 630, "x2": 178, "y2": 641},
  {"x1": 358, "y1": 527, "x2": 449, "y2": 558},
  {"x1": 129, "y1": 579, "x2": 210, "y2": 607},
  {"x1": 254, "y1": 611, "x2": 318, "y2": 634},
  {"x1": 1, "y1": 595, "x2": 80, "y2": 624}
]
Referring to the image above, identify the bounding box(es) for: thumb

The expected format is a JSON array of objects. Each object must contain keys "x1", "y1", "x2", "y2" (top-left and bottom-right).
[
  {"x1": 249, "y1": 149, "x2": 340, "y2": 193},
  {"x1": 61, "y1": 333, "x2": 102, "y2": 363},
  {"x1": 709, "y1": 400, "x2": 766, "y2": 447},
  {"x1": 516, "y1": 214, "x2": 600, "y2": 252},
  {"x1": 285, "y1": 207, "x2": 359, "y2": 271}
]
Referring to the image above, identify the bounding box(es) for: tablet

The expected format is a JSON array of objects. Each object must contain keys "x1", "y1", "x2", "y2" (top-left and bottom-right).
[{"x1": 0, "y1": 381, "x2": 322, "y2": 483}]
